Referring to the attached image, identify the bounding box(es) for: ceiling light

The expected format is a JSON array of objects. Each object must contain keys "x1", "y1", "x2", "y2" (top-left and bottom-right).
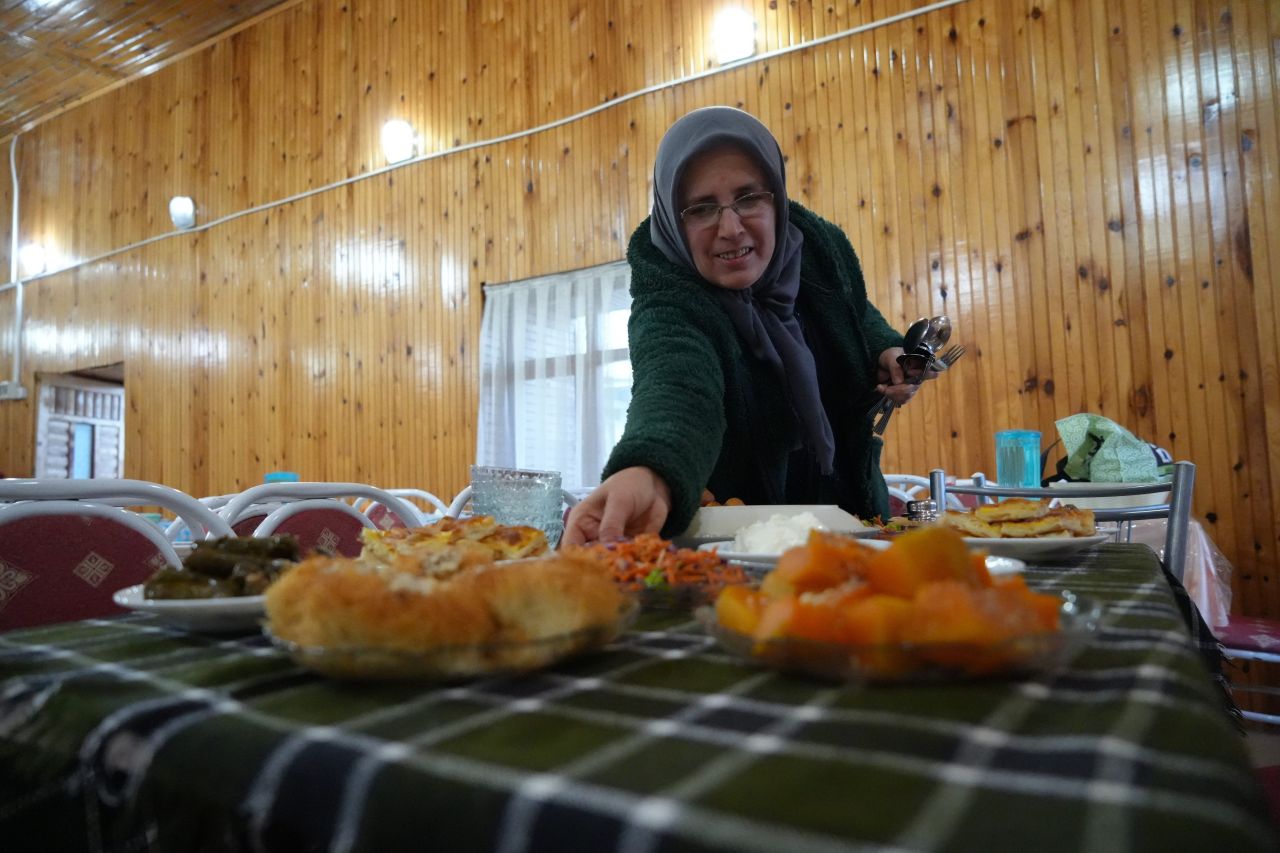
[
  {"x1": 169, "y1": 196, "x2": 196, "y2": 229},
  {"x1": 712, "y1": 8, "x2": 756, "y2": 64},
  {"x1": 18, "y1": 243, "x2": 46, "y2": 276},
  {"x1": 381, "y1": 120, "x2": 419, "y2": 164}
]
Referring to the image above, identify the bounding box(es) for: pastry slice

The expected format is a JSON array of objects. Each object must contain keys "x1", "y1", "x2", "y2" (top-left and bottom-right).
[
  {"x1": 939, "y1": 510, "x2": 1002, "y2": 538},
  {"x1": 1049, "y1": 505, "x2": 1097, "y2": 536},
  {"x1": 974, "y1": 498, "x2": 1052, "y2": 523},
  {"x1": 999, "y1": 514, "x2": 1070, "y2": 538}
]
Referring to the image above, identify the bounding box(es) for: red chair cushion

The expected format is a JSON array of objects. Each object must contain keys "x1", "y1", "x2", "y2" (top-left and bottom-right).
[
  {"x1": 231, "y1": 513, "x2": 268, "y2": 536},
  {"x1": 268, "y1": 509, "x2": 368, "y2": 557},
  {"x1": 366, "y1": 503, "x2": 408, "y2": 530},
  {"x1": 1219, "y1": 616, "x2": 1280, "y2": 655},
  {"x1": 0, "y1": 515, "x2": 169, "y2": 630}
]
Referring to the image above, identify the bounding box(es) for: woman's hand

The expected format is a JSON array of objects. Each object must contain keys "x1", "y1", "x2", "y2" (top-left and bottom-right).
[
  {"x1": 562, "y1": 466, "x2": 672, "y2": 546},
  {"x1": 875, "y1": 346, "x2": 927, "y2": 406}
]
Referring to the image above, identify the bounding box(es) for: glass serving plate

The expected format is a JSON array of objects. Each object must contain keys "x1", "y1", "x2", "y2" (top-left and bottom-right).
[
  {"x1": 112, "y1": 584, "x2": 265, "y2": 633},
  {"x1": 696, "y1": 592, "x2": 1103, "y2": 683},
  {"x1": 267, "y1": 598, "x2": 639, "y2": 680},
  {"x1": 631, "y1": 580, "x2": 755, "y2": 612}
]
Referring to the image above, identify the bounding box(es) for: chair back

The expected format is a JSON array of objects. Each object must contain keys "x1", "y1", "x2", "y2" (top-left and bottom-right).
[
  {"x1": 0, "y1": 478, "x2": 233, "y2": 540},
  {"x1": 0, "y1": 501, "x2": 182, "y2": 630},
  {"x1": 886, "y1": 487, "x2": 913, "y2": 519},
  {"x1": 356, "y1": 488, "x2": 449, "y2": 529},
  {"x1": 927, "y1": 461, "x2": 1196, "y2": 580},
  {"x1": 231, "y1": 512, "x2": 272, "y2": 536},
  {"x1": 883, "y1": 473, "x2": 970, "y2": 511},
  {"x1": 219, "y1": 482, "x2": 424, "y2": 532},
  {"x1": 252, "y1": 499, "x2": 375, "y2": 557}
]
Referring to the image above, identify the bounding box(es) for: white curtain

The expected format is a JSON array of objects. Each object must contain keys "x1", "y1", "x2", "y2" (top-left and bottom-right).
[{"x1": 477, "y1": 261, "x2": 633, "y2": 491}]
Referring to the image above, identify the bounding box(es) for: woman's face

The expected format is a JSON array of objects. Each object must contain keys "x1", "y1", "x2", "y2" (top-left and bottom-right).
[{"x1": 678, "y1": 146, "x2": 776, "y2": 290}]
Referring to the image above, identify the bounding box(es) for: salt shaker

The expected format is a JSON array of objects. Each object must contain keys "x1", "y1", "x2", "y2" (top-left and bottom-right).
[{"x1": 906, "y1": 500, "x2": 938, "y2": 523}]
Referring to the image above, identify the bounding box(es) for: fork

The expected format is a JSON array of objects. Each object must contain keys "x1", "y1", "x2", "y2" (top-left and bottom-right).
[{"x1": 871, "y1": 344, "x2": 966, "y2": 436}]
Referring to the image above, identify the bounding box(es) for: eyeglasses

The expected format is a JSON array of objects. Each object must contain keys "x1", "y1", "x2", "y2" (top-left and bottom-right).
[{"x1": 679, "y1": 190, "x2": 775, "y2": 228}]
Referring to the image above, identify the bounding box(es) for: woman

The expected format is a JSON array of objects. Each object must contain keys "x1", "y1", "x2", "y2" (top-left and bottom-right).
[{"x1": 564, "y1": 106, "x2": 924, "y2": 546}]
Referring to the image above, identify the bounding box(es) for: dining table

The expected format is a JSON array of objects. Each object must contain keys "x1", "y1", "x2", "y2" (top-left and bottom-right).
[{"x1": 1, "y1": 543, "x2": 1275, "y2": 852}]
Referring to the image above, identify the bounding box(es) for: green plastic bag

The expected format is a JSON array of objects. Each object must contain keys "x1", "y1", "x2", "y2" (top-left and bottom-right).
[{"x1": 1054, "y1": 414, "x2": 1172, "y2": 483}]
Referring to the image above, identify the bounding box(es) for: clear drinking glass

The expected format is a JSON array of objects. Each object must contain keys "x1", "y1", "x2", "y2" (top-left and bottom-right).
[
  {"x1": 995, "y1": 430, "x2": 1042, "y2": 489},
  {"x1": 469, "y1": 466, "x2": 564, "y2": 547}
]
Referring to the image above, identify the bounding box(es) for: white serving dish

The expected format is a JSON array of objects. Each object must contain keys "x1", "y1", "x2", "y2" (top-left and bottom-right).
[
  {"x1": 959, "y1": 533, "x2": 1111, "y2": 559},
  {"x1": 697, "y1": 539, "x2": 1026, "y2": 576},
  {"x1": 113, "y1": 584, "x2": 265, "y2": 633},
  {"x1": 1047, "y1": 481, "x2": 1171, "y2": 510},
  {"x1": 675, "y1": 505, "x2": 872, "y2": 548}
]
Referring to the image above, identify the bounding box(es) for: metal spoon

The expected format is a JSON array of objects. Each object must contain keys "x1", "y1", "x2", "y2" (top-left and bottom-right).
[
  {"x1": 920, "y1": 315, "x2": 952, "y2": 355},
  {"x1": 901, "y1": 317, "x2": 931, "y2": 354},
  {"x1": 866, "y1": 317, "x2": 929, "y2": 419}
]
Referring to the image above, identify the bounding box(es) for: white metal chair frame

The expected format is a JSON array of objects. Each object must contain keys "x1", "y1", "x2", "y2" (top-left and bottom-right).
[
  {"x1": 353, "y1": 488, "x2": 449, "y2": 519},
  {"x1": 0, "y1": 479, "x2": 234, "y2": 541},
  {"x1": 0, "y1": 500, "x2": 185, "y2": 568},
  {"x1": 253, "y1": 498, "x2": 378, "y2": 538},
  {"x1": 883, "y1": 473, "x2": 972, "y2": 511},
  {"x1": 446, "y1": 486, "x2": 581, "y2": 519},
  {"x1": 219, "y1": 482, "x2": 425, "y2": 530},
  {"x1": 1220, "y1": 641, "x2": 1280, "y2": 727},
  {"x1": 927, "y1": 461, "x2": 1196, "y2": 581}
]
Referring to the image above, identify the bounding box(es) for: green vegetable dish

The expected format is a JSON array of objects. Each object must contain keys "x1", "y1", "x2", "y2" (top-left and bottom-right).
[{"x1": 143, "y1": 535, "x2": 300, "y2": 600}]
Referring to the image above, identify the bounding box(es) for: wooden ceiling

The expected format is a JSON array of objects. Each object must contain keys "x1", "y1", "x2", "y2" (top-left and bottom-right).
[{"x1": 0, "y1": 0, "x2": 291, "y2": 141}]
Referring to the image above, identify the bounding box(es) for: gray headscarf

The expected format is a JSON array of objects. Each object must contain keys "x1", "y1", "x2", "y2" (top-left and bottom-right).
[{"x1": 649, "y1": 106, "x2": 835, "y2": 474}]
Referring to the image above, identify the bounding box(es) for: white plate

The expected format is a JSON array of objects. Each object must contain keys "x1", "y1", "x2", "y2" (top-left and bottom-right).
[
  {"x1": 679, "y1": 505, "x2": 873, "y2": 540},
  {"x1": 1047, "y1": 481, "x2": 1170, "y2": 510},
  {"x1": 959, "y1": 533, "x2": 1111, "y2": 559},
  {"x1": 698, "y1": 530, "x2": 877, "y2": 566},
  {"x1": 112, "y1": 584, "x2": 265, "y2": 633},
  {"x1": 698, "y1": 540, "x2": 1025, "y2": 576}
]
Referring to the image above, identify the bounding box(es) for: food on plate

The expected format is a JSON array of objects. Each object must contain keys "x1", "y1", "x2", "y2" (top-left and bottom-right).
[
  {"x1": 939, "y1": 500, "x2": 1096, "y2": 539},
  {"x1": 264, "y1": 536, "x2": 627, "y2": 678},
  {"x1": 875, "y1": 515, "x2": 931, "y2": 537},
  {"x1": 143, "y1": 535, "x2": 300, "y2": 599},
  {"x1": 709, "y1": 526, "x2": 1064, "y2": 677},
  {"x1": 563, "y1": 533, "x2": 749, "y2": 601},
  {"x1": 973, "y1": 498, "x2": 1051, "y2": 523},
  {"x1": 361, "y1": 515, "x2": 550, "y2": 561},
  {"x1": 729, "y1": 511, "x2": 829, "y2": 553}
]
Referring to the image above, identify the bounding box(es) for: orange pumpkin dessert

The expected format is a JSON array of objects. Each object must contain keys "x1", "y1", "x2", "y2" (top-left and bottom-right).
[{"x1": 709, "y1": 526, "x2": 1067, "y2": 679}]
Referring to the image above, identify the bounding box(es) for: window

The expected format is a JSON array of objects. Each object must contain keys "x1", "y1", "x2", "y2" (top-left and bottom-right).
[
  {"x1": 477, "y1": 261, "x2": 632, "y2": 491},
  {"x1": 34, "y1": 373, "x2": 125, "y2": 479}
]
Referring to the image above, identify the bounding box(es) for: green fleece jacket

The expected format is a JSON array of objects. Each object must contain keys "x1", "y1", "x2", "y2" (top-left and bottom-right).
[{"x1": 604, "y1": 201, "x2": 904, "y2": 536}]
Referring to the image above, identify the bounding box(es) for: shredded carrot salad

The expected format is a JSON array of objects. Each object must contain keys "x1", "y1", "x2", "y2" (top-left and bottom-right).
[{"x1": 565, "y1": 533, "x2": 748, "y2": 592}]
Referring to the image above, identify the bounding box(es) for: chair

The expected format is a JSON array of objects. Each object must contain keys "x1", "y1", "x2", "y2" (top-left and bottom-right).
[
  {"x1": 355, "y1": 488, "x2": 449, "y2": 530},
  {"x1": 0, "y1": 478, "x2": 235, "y2": 630},
  {"x1": 252, "y1": 498, "x2": 376, "y2": 557},
  {"x1": 927, "y1": 461, "x2": 1196, "y2": 581},
  {"x1": 1219, "y1": 618, "x2": 1280, "y2": 726},
  {"x1": 882, "y1": 473, "x2": 973, "y2": 516},
  {"x1": 218, "y1": 482, "x2": 425, "y2": 556}
]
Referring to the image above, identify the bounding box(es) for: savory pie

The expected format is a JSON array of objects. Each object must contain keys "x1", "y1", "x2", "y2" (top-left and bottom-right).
[
  {"x1": 940, "y1": 501, "x2": 1096, "y2": 539},
  {"x1": 264, "y1": 520, "x2": 626, "y2": 678},
  {"x1": 360, "y1": 516, "x2": 549, "y2": 564},
  {"x1": 973, "y1": 498, "x2": 1051, "y2": 523}
]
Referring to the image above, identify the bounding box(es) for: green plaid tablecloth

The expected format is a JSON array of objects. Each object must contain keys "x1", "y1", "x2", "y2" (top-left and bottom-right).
[{"x1": 1, "y1": 544, "x2": 1274, "y2": 852}]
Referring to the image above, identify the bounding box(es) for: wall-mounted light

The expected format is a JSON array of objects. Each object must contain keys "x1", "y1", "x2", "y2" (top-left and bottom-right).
[
  {"x1": 712, "y1": 8, "x2": 756, "y2": 65},
  {"x1": 18, "y1": 243, "x2": 46, "y2": 277},
  {"x1": 169, "y1": 196, "x2": 197, "y2": 229},
  {"x1": 381, "y1": 120, "x2": 419, "y2": 164}
]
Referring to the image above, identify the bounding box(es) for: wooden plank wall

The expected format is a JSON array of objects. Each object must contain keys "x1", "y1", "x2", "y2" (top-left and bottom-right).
[{"x1": 0, "y1": 0, "x2": 1276, "y2": 619}]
